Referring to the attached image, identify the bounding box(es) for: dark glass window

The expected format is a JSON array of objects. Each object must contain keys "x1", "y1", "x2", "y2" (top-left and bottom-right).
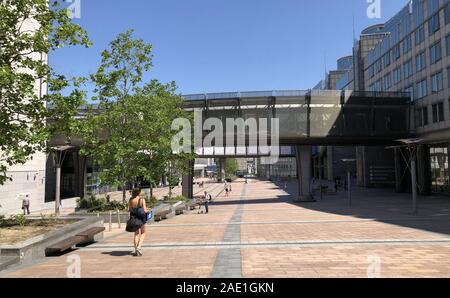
[
  {"x1": 403, "y1": 35, "x2": 412, "y2": 54},
  {"x1": 432, "y1": 102, "x2": 445, "y2": 123},
  {"x1": 416, "y1": 79, "x2": 428, "y2": 99},
  {"x1": 404, "y1": 59, "x2": 413, "y2": 78},
  {"x1": 430, "y1": 41, "x2": 442, "y2": 64},
  {"x1": 415, "y1": 25, "x2": 425, "y2": 45},
  {"x1": 431, "y1": 71, "x2": 443, "y2": 93},
  {"x1": 446, "y1": 2, "x2": 450, "y2": 24},
  {"x1": 428, "y1": 13, "x2": 440, "y2": 35},
  {"x1": 416, "y1": 51, "x2": 426, "y2": 72}
]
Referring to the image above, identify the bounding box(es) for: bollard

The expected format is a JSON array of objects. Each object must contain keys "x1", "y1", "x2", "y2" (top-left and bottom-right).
[
  {"x1": 109, "y1": 211, "x2": 112, "y2": 232},
  {"x1": 117, "y1": 210, "x2": 121, "y2": 229}
]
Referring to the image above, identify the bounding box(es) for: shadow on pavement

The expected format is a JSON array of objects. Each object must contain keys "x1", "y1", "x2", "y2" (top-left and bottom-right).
[{"x1": 221, "y1": 178, "x2": 450, "y2": 237}]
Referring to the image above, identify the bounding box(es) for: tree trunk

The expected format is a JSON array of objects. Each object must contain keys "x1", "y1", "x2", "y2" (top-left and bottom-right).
[{"x1": 122, "y1": 183, "x2": 127, "y2": 203}]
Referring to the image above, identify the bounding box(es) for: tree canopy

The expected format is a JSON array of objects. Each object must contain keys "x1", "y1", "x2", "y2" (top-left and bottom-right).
[
  {"x1": 0, "y1": 0, "x2": 90, "y2": 184},
  {"x1": 77, "y1": 30, "x2": 194, "y2": 201}
]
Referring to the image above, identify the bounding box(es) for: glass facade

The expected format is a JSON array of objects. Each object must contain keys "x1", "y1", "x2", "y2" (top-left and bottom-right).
[{"x1": 430, "y1": 146, "x2": 449, "y2": 193}]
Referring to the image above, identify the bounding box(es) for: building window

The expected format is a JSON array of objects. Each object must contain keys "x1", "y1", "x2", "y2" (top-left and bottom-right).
[
  {"x1": 374, "y1": 59, "x2": 382, "y2": 73},
  {"x1": 417, "y1": 107, "x2": 428, "y2": 127},
  {"x1": 383, "y1": 73, "x2": 392, "y2": 90},
  {"x1": 413, "y1": 0, "x2": 425, "y2": 28},
  {"x1": 368, "y1": 65, "x2": 374, "y2": 78},
  {"x1": 416, "y1": 79, "x2": 428, "y2": 99},
  {"x1": 403, "y1": 34, "x2": 412, "y2": 54},
  {"x1": 432, "y1": 102, "x2": 445, "y2": 123},
  {"x1": 383, "y1": 52, "x2": 391, "y2": 68},
  {"x1": 430, "y1": 41, "x2": 442, "y2": 64},
  {"x1": 447, "y1": 68, "x2": 450, "y2": 88},
  {"x1": 402, "y1": 14, "x2": 412, "y2": 37},
  {"x1": 446, "y1": 2, "x2": 450, "y2": 24},
  {"x1": 416, "y1": 51, "x2": 426, "y2": 72},
  {"x1": 428, "y1": 0, "x2": 439, "y2": 16},
  {"x1": 428, "y1": 13, "x2": 440, "y2": 36},
  {"x1": 392, "y1": 44, "x2": 401, "y2": 61},
  {"x1": 393, "y1": 67, "x2": 402, "y2": 85},
  {"x1": 415, "y1": 24, "x2": 425, "y2": 45},
  {"x1": 431, "y1": 71, "x2": 443, "y2": 93},
  {"x1": 447, "y1": 35, "x2": 450, "y2": 56},
  {"x1": 404, "y1": 59, "x2": 413, "y2": 78}
]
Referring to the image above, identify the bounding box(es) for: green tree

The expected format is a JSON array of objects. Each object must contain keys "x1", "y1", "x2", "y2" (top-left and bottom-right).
[
  {"x1": 225, "y1": 158, "x2": 239, "y2": 179},
  {"x1": 78, "y1": 30, "x2": 193, "y2": 202},
  {"x1": 0, "y1": 0, "x2": 90, "y2": 184}
]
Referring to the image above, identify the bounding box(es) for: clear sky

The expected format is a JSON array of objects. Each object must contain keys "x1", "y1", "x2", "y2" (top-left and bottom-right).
[{"x1": 51, "y1": 0, "x2": 411, "y2": 95}]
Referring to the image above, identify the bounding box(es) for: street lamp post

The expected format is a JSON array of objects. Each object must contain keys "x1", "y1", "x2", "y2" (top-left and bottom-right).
[
  {"x1": 51, "y1": 141, "x2": 74, "y2": 216},
  {"x1": 341, "y1": 159, "x2": 356, "y2": 207},
  {"x1": 396, "y1": 139, "x2": 423, "y2": 215}
]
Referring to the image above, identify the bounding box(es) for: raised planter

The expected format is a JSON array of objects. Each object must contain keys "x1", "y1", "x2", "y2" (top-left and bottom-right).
[{"x1": 0, "y1": 217, "x2": 104, "y2": 271}]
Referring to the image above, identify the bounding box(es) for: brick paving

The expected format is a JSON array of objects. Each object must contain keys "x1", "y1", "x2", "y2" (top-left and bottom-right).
[{"x1": 2, "y1": 178, "x2": 450, "y2": 278}]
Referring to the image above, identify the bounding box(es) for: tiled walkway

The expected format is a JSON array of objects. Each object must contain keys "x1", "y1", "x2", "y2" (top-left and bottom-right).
[{"x1": 3, "y1": 179, "x2": 450, "y2": 278}]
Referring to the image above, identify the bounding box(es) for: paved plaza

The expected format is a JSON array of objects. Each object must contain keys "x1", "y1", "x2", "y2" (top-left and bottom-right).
[{"x1": 2, "y1": 179, "x2": 450, "y2": 278}]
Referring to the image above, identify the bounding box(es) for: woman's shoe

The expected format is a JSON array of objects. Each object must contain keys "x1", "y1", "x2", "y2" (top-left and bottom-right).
[{"x1": 136, "y1": 248, "x2": 143, "y2": 256}]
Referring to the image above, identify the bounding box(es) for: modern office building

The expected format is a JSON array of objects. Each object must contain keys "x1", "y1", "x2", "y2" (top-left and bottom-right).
[
  {"x1": 312, "y1": 56, "x2": 357, "y2": 182},
  {"x1": 360, "y1": 0, "x2": 450, "y2": 194}
]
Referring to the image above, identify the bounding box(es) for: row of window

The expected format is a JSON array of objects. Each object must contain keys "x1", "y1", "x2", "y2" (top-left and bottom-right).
[
  {"x1": 368, "y1": 37, "x2": 446, "y2": 82},
  {"x1": 369, "y1": 67, "x2": 450, "y2": 100},
  {"x1": 416, "y1": 100, "x2": 447, "y2": 126},
  {"x1": 368, "y1": 1, "x2": 450, "y2": 78},
  {"x1": 368, "y1": 0, "x2": 450, "y2": 65}
]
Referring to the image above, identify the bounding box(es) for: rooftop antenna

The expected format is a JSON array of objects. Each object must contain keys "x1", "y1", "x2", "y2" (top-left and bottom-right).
[{"x1": 324, "y1": 53, "x2": 328, "y2": 89}]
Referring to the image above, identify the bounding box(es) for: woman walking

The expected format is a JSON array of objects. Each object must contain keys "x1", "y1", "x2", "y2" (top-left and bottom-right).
[{"x1": 128, "y1": 188, "x2": 148, "y2": 256}]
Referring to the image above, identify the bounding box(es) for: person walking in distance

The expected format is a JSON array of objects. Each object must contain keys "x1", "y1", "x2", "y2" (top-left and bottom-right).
[
  {"x1": 22, "y1": 194, "x2": 30, "y2": 215},
  {"x1": 203, "y1": 191, "x2": 210, "y2": 214},
  {"x1": 224, "y1": 182, "x2": 229, "y2": 197}
]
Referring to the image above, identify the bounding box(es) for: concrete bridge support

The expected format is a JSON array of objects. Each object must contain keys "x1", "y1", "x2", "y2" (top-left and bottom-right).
[
  {"x1": 295, "y1": 145, "x2": 315, "y2": 202},
  {"x1": 182, "y1": 160, "x2": 194, "y2": 199},
  {"x1": 217, "y1": 158, "x2": 226, "y2": 182}
]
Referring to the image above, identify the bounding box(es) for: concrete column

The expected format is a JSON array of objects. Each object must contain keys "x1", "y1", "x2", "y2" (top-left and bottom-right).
[
  {"x1": 182, "y1": 160, "x2": 194, "y2": 199},
  {"x1": 327, "y1": 146, "x2": 334, "y2": 181},
  {"x1": 216, "y1": 158, "x2": 226, "y2": 182},
  {"x1": 295, "y1": 145, "x2": 314, "y2": 202},
  {"x1": 75, "y1": 153, "x2": 87, "y2": 199},
  {"x1": 417, "y1": 145, "x2": 431, "y2": 195}
]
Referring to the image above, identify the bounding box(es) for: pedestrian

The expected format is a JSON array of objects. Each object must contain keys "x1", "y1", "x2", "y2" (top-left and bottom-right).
[
  {"x1": 203, "y1": 191, "x2": 210, "y2": 214},
  {"x1": 22, "y1": 194, "x2": 30, "y2": 215},
  {"x1": 224, "y1": 182, "x2": 229, "y2": 197},
  {"x1": 127, "y1": 188, "x2": 148, "y2": 257}
]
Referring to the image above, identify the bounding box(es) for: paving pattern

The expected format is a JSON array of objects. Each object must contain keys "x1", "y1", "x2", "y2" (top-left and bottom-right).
[{"x1": 3, "y1": 178, "x2": 450, "y2": 278}]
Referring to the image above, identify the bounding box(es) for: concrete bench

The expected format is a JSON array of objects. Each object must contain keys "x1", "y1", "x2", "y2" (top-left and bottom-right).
[
  {"x1": 153, "y1": 205, "x2": 172, "y2": 222},
  {"x1": 186, "y1": 199, "x2": 201, "y2": 210},
  {"x1": 45, "y1": 227, "x2": 105, "y2": 256},
  {"x1": 171, "y1": 202, "x2": 186, "y2": 215}
]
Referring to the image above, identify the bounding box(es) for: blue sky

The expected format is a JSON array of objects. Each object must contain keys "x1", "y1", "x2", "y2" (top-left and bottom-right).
[{"x1": 51, "y1": 0, "x2": 410, "y2": 95}]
